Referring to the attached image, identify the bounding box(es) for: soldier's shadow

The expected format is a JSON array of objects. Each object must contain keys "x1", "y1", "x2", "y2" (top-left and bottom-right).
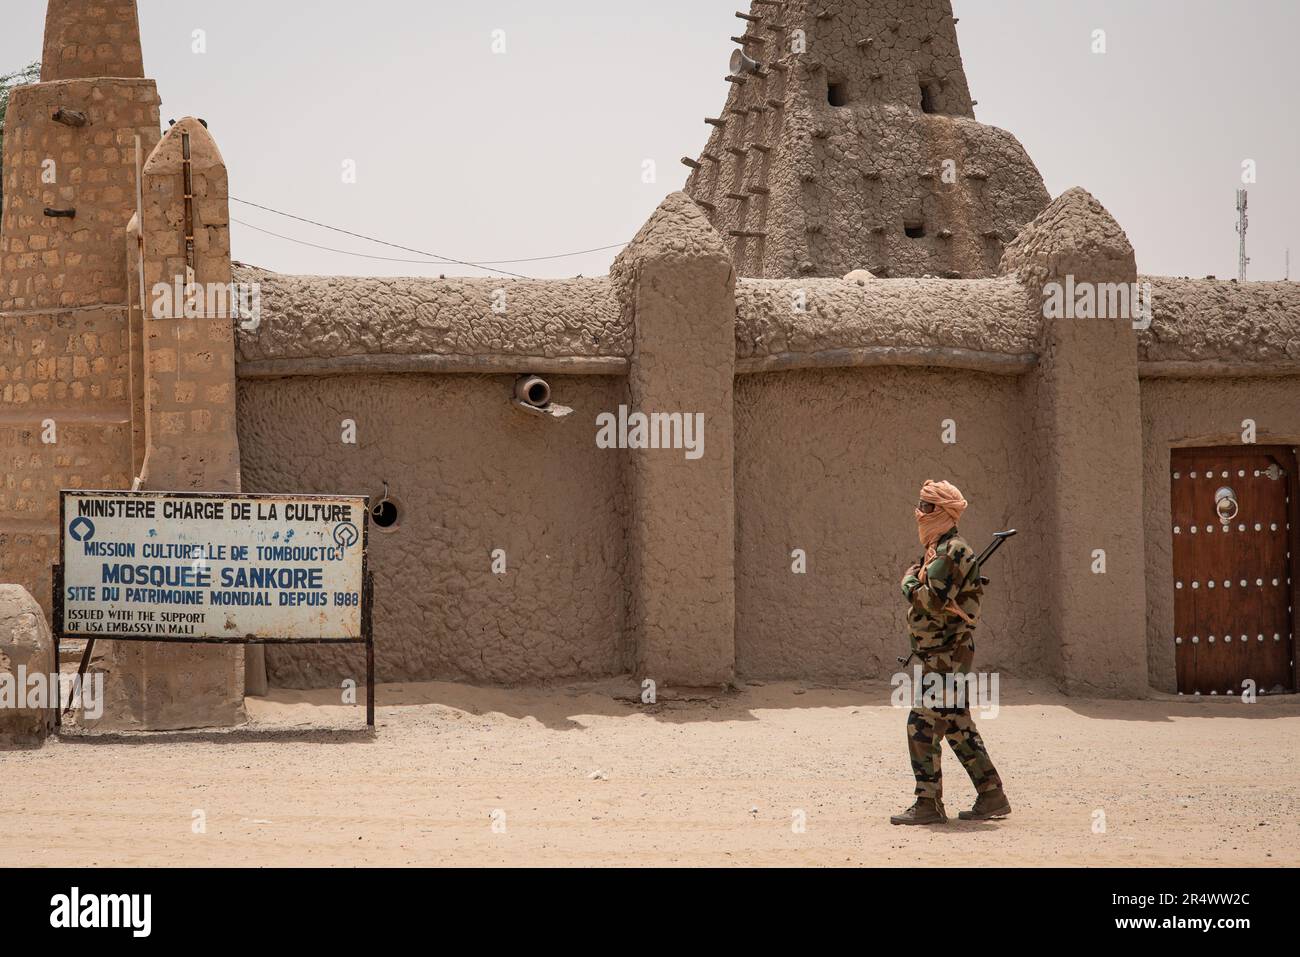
[{"x1": 944, "y1": 820, "x2": 1004, "y2": 833}]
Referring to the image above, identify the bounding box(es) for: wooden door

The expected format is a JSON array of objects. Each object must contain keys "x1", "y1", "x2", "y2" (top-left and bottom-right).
[{"x1": 1171, "y1": 447, "x2": 1297, "y2": 696}]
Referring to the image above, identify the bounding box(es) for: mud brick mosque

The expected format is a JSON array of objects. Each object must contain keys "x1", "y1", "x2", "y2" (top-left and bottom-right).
[{"x1": 2, "y1": 0, "x2": 1298, "y2": 730}]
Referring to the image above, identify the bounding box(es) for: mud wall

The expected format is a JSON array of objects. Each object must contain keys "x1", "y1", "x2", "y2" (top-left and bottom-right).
[
  {"x1": 1139, "y1": 376, "x2": 1300, "y2": 692},
  {"x1": 733, "y1": 365, "x2": 1046, "y2": 680},
  {"x1": 236, "y1": 373, "x2": 629, "y2": 687}
]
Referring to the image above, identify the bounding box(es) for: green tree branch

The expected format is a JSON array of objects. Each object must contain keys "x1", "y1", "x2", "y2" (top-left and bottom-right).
[{"x1": 0, "y1": 61, "x2": 42, "y2": 209}]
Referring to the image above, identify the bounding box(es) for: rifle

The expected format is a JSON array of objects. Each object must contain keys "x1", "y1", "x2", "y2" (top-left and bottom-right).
[{"x1": 896, "y1": 530, "x2": 1017, "y2": 667}]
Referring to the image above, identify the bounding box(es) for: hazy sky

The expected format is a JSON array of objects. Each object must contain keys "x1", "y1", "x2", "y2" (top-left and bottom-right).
[{"x1": 3, "y1": 0, "x2": 1297, "y2": 280}]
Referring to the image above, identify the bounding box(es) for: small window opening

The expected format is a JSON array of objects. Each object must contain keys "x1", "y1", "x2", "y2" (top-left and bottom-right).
[
  {"x1": 372, "y1": 500, "x2": 400, "y2": 529},
  {"x1": 904, "y1": 220, "x2": 926, "y2": 239},
  {"x1": 828, "y1": 81, "x2": 849, "y2": 107},
  {"x1": 920, "y1": 82, "x2": 937, "y2": 114}
]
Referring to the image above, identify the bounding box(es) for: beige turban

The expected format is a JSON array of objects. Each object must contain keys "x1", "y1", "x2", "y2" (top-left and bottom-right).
[{"x1": 916, "y1": 479, "x2": 968, "y2": 553}]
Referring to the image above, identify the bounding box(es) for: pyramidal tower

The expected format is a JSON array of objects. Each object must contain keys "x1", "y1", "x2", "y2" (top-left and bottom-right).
[{"x1": 684, "y1": 0, "x2": 1051, "y2": 279}]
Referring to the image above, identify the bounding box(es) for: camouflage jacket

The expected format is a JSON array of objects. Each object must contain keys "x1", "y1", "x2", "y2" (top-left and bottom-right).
[{"x1": 900, "y1": 528, "x2": 983, "y2": 654}]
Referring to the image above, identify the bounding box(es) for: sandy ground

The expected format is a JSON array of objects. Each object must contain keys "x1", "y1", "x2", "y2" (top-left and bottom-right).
[{"x1": 2, "y1": 677, "x2": 1298, "y2": 867}]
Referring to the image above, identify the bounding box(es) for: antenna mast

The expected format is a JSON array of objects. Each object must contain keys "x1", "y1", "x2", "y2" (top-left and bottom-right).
[{"x1": 1236, "y1": 188, "x2": 1250, "y2": 282}]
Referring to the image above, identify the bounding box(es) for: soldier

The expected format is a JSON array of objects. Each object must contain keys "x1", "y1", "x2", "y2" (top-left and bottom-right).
[{"x1": 890, "y1": 479, "x2": 1011, "y2": 826}]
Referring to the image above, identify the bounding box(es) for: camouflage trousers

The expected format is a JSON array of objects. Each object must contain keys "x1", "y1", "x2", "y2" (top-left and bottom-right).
[{"x1": 906, "y1": 638, "x2": 1003, "y2": 801}]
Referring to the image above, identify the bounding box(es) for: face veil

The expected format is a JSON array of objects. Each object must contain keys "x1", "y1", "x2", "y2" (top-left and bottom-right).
[{"x1": 916, "y1": 480, "x2": 968, "y2": 550}]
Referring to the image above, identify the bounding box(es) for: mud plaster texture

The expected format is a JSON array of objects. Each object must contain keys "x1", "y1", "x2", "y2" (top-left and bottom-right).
[
  {"x1": 233, "y1": 267, "x2": 629, "y2": 365},
  {"x1": 1007, "y1": 189, "x2": 1149, "y2": 698},
  {"x1": 1139, "y1": 278, "x2": 1300, "y2": 366},
  {"x1": 734, "y1": 367, "x2": 1045, "y2": 681},
  {"x1": 1140, "y1": 378, "x2": 1300, "y2": 692},
  {"x1": 0, "y1": 585, "x2": 55, "y2": 747},
  {"x1": 684, "y1": 0, "x2": 1049, "y2": 279},
  {"x1": 237, "y1": 374, "x2": 630, "y2": 687},
  {"x1": 90, "y1": 116, "x2": 246, "y2": 731},
  {"x1": 735, "y1": 275, "x2": 1035, "y2": 360},
  {"x1": 614, "y1": 192, "x2": 737, "y2": 686}
]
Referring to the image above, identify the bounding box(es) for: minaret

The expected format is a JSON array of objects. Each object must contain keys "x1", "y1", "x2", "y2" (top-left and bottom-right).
[
  {"x1": 41, "y1": 0, "x2": 145, "y2": 81},
  {"x1": 684, "y1": 0, "x2": 1050, "y2": 279},
  {"x1": 1, "y1": 1, "x2": 246, "y2": 728},
  {"x1": 1, "y1": 0, "x2": 160, "y2": 618}
]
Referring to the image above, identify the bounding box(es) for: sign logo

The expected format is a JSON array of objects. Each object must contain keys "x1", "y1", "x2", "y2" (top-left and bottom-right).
[
  {"x1": 333, "y1": 522, "x2": 359, "y2": 549},
  {"x1": 69, "y1": 517, "x2": 96, "y2": 542}
]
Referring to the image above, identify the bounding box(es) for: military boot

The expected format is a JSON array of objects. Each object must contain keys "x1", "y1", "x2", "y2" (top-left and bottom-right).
[
  {"x1": 890, "y1": 798, "x2": 948, "y2": 826},
  {"x1": 958, "y1": 788, "x2": 1012, "y2": 821}
]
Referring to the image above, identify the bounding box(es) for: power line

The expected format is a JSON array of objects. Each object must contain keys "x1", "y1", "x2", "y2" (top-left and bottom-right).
[
  {"x1": 233, "y1": 216, "x2": 628, "y2": 268},
  {"x1": 233, "y1": 218, "x2": 475, "y2": 267},
  {"x1": 230, "y1": 197, "x2": 629, "y2": 278},
  {"x1": 230, "y1": 197, "x2": 529, "y2": 279}
]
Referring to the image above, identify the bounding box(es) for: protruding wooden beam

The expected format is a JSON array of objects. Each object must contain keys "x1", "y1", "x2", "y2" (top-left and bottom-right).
[
  {"x1": 51, "y1": 108, "x2": 87, "y2": 127},
  {"x1": 681, "y1": 157, "x2": 702, "y2": 170}
]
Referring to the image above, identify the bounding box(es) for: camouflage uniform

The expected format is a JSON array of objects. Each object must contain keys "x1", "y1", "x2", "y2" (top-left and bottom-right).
[{"x1": 900, "y1": 528, "x2": 1003, "y2": 802}]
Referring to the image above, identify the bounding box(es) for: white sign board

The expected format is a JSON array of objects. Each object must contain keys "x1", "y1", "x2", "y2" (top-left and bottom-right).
[{"x1": 59, "y1": 491, "x2": 368, "y2": 642}]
